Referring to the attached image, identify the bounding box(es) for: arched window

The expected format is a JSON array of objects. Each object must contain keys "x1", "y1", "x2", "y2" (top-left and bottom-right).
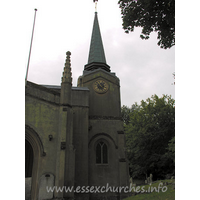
[{"x1": 96, "y1": 141, "x2": 108, "y2": 164}]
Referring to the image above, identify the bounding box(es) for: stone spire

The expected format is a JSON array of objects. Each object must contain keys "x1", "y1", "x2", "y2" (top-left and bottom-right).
[
  {"x1": 84, "y1": 12, "x2": 110, "y2": 72},
  {"x1": 62, "y1": 51, "x2": 72, "y2": 84}
]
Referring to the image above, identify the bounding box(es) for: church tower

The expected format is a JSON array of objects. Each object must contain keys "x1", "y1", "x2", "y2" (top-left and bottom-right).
[
  {"x1": 78, "y1": 11, "x2": 121, "y2": 117},
  {"x1": 77, "y1": 10, "x2": 129, "y2": 200}
]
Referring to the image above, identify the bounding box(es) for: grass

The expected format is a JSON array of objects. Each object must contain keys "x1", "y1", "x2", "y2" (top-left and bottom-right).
[{"x1": 123, "y1": 179, "x2": 175, "y2": 200}]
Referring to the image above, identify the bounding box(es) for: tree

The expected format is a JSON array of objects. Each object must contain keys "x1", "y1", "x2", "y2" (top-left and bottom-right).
[
  {"x1": 124, "y1": 94, "x2": 175, "y2": 180},
  {"x1": 118, "y1": 0, "x2": 175, "y2": 49},
  {"x1": 121, "y1": 103, "x2": 140, "y2": 125}
]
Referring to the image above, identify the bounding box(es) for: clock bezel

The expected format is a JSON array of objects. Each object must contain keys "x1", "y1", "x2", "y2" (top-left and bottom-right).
[{"x1": 93, "y1": 79, "x2": 109, "y2": 94}]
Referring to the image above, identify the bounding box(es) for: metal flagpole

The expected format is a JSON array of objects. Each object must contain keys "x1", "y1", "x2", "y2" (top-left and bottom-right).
[{"x1": 25, "y1": 8, "x2": 37, "y2": 86}]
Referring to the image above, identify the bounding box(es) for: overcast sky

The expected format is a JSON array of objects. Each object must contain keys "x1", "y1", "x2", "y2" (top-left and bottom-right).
[{"x1": 4, "y1": 0, "x2": 174, "y2": 107}]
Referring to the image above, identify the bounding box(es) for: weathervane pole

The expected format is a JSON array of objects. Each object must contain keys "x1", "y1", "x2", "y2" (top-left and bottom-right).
[
  {"x1": 93, "y1": 0, "x2": 98, "y2": 12},
  {"x1": 25, "y1": 8, "x2": 37, "y2": 86}
]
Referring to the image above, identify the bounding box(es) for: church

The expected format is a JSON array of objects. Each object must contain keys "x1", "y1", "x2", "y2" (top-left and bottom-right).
[{"x1": 25, "y1": 9, "x2": 129, "y2": 200}]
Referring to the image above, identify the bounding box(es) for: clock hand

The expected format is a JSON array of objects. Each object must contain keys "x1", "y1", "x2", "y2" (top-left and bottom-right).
[
  {"x1": 98, "y1": 84, "x2": 103, "y2": 90},
  {"x1": 100, "y1": 83, "x2": 105, "y2": 88}
]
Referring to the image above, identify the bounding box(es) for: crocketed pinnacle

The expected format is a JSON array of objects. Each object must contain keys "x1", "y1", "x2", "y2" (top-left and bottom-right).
[{"x1": 62, "y1": 51, "x2": 72, "y2": 84}]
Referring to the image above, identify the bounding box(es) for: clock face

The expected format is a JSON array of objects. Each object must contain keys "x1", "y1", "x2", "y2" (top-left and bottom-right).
[{"x1": 93, "y1": 80, "x2": 109, "y2": 94}]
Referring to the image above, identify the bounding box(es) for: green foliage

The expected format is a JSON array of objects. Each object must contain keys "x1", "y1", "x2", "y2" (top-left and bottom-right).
[
  {"x1": 118, "y1": 0, "x2": 175, "y2": 49},
  {"x1": 165, "y1": 136, "x2": 175, "y2": 174},
  {"x1": 167, "y1": 136, "x2": 175, "y2": 155},
  {"x1": 123, "y1": 95, "x2": 175, "y2": 179},
  {"x1": 121, "y1": 103, "x2": 140, "y2": 125}
]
